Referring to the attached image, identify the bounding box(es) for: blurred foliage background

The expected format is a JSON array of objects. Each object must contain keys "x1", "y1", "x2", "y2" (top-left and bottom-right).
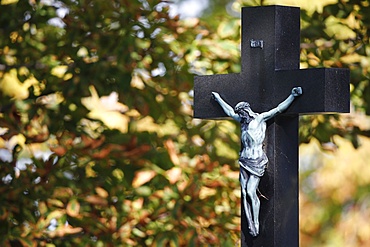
[{"x1": 0, "y1": 0, "x2": 370, "y2": 246}]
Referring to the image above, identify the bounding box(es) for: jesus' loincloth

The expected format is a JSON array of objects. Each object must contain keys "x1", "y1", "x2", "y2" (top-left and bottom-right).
[{"x1": 239, "y1": 153, "x2": 268, "y2": 177}]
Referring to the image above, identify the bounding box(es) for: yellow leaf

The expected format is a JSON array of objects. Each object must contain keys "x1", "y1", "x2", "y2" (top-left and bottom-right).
[
  {"x1": 52, "y1": 187, "x2": 74, "y2": 198},
  {"x1": 340, "y1": 53, "x2": 363, "y2": 64},
  {"x1": 38, "y1": 201, "x2": 48, "y2": 215},
  {"x1": 47, "y1": 199, "x2": 64, "y2": 208},
  {"x1": 87, "y1": 110, "x2": 129, "y2": 133},
  {"x1": 95, "y1": 187, "x2": 109, "y2": 198},
  {"x1": 181, "y1": 18, "x2": 199, "y2": 28},
  {"x1": 0, "y1": 69, "x2": 29, "y2": 99},
  {"x1": 130, "y1": 74, "x2": 145, "y2": 90},
  {"x1": 81, "y1": 86, "x2": 130, "y2": 133},
  {"x1": 45, "y1": 209, "x2": 65, "y2": 224},
  {"x1": 1, "y1": 0, "x2": 18, "y2": 5},
  {"x1": 325, "y1": 16, "x2": 356, "y2": 40},
  {"x1": 77, "y1": 47, "x2": 88, "y2": 57},
  {"x1": 134, "y1": 116, "x2": 160, "y2": 133},
  {"x1": 51, "y1": 65, "x2": 68, "y2": 78},
  {"x1": 66, "y1": 199, "x2": 80, "y2": 217},
  {"x1": 6, "y1": 134, "x2": 26, "y2": 150},
  {"x1": 264, "y1": 0, "x2": 337, "y2": 14},
  {"x1": 85, "y1": 161, "x2": 97, "y2": 178},
  {"x1": 217, "y1": 19, "x2": 239, "y2": 39},
  {"x1": 112, "y1": 168, "x2": 124, "y2": 181},
  {"x1": 132, "y1": 170, "x2": 156, "y2": 188},
  {"x1": 81, "y1": 86, "x2": 128, "y2": 112},
  {"x1": 132, "y1": 198, "x2": 144, "y2": 210}
]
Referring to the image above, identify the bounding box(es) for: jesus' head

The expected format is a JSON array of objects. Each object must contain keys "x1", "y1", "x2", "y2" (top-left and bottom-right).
[{"x1": 235, "y1": 101, "x2": 257, "y2": 123}]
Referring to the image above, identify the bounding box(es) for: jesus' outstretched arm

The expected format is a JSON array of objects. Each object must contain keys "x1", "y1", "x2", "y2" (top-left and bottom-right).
[
  {"x1": 211, "y1": 92, "x2": 241, "y2": 122},
  {"x1": 261, "y1": 87, "x2": 302, "y2": 121}
]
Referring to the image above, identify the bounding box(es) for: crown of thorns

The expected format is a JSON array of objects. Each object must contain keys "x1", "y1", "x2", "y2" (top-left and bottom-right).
[{"x1": 235, "y1": 102, "x2": 250, "y2": 112}]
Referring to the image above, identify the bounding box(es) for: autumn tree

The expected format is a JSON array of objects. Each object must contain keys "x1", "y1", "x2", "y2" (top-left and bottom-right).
[{"x1": 1, "y1": 0, "x2": 370, "y2": 246}]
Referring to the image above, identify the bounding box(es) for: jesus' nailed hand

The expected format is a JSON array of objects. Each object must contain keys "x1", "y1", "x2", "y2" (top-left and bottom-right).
[{"x1": 211, "y1": 87, "x2": 302, "y2": 237}]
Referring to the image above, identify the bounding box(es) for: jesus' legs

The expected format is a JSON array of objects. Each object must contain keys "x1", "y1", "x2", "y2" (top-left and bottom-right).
[
  {"x1": 247, "y1": 174, "x2": 261, "y2": 235},
  {"x1": 239, "y1": 168, "x2": 257, "y2": 236}
]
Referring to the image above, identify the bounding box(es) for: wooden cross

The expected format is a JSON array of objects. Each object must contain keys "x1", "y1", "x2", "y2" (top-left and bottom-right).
[{"x1": 193, "y1": 5, "x2": 349, "y2": 247}]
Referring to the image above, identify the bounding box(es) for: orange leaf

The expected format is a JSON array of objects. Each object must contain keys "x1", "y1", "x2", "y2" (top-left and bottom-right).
[
  {"x1": 166, "y1": 167, "x2": 182, "y2": 184},
  {"x1": 48, "y1": 225, "x2": 83, "y2": 238},
  {"x1": 164, "y1": 139, "x2": 180, "y2": 165},
  {"x1": 132, "y1": 170, "x2": 156, "y2": 188},
  {"x1": 85, "y1": 195, "x2": 108, "y2": 206},
  {"x1": 50, "y1": 146, "x2": 67, "y2": 156}
]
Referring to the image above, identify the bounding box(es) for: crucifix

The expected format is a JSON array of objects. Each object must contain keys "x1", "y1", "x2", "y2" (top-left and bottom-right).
[{"x1": 193, "y1": 5, "x2": 349, "y2": 247}]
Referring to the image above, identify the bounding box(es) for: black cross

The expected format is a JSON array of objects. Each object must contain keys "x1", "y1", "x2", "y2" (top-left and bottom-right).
[{"x1": 193, "y1": 5, "x2": 349, "y2": 247}]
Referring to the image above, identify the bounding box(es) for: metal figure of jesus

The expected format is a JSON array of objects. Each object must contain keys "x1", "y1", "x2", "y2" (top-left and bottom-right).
[{"x1": 212, "y1": 87, "x2": 303, "y2": 237}]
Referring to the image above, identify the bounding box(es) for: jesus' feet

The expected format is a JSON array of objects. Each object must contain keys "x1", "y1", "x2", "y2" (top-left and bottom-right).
[{"x1": 248, "y1": 222, "x2": 258, "y2": 237}]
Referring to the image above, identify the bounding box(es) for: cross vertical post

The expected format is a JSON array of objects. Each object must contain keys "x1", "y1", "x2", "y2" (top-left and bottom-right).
[{"x1": 194, "y1": 5, "x2": 349, "y2": 247}]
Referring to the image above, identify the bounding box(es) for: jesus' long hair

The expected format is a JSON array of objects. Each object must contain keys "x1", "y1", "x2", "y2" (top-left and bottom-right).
[{"x1": 235, "y1": 101, "x2": 257, "y2": 124}]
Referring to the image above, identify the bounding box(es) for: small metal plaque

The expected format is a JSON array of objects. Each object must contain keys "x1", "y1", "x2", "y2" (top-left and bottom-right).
[{"x1": 250, "y1": 39, "x2": 263, "y2": 49}]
